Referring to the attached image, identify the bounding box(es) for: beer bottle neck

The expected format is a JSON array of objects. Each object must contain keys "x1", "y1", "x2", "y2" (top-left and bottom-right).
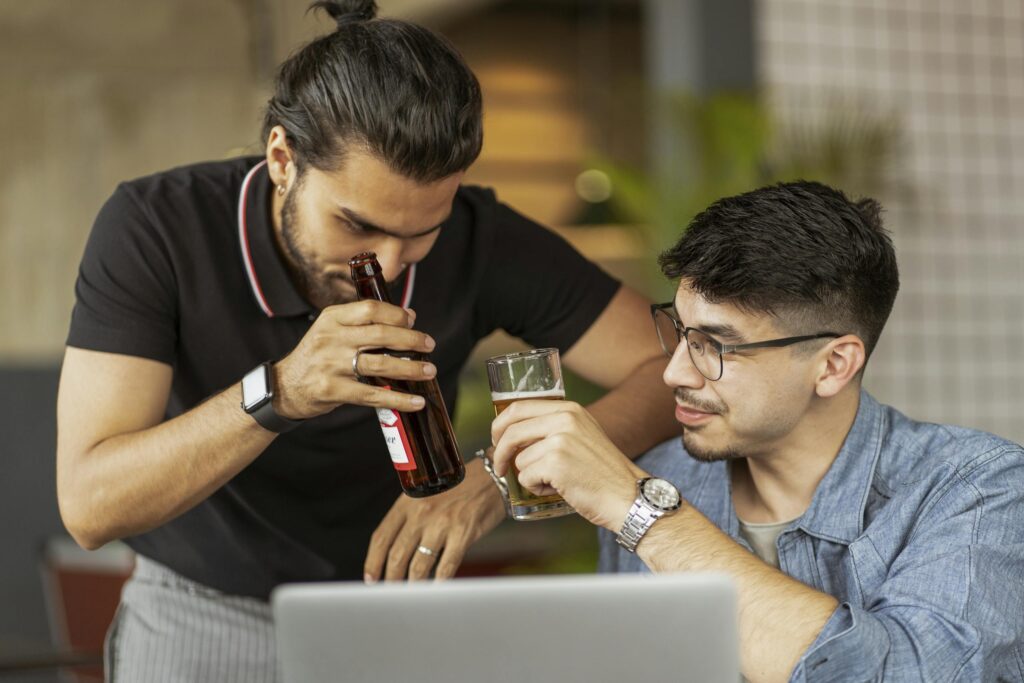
[
  {"x1": 349, "y1": 253, "x2": 393, "y2": 304},
  {"x1": 353, "y1": 274, "x2": 391, "y2": 303}
]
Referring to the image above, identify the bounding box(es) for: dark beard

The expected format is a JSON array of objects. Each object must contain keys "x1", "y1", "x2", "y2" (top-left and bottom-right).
[
  {"x1": 278, "y1": 186, "x2": 354, "y2": 309},
  {"x1": 672, "y1": 387, "x2": 738, "y2": 461},
  {"x1": 681, "y1": 430, "x2": 745, "y2": 463}
]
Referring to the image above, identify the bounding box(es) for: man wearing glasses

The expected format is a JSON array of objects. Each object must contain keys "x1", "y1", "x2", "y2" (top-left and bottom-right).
[{"x1": 490, "y1": 181, "x2": 1024, "y2": 682}]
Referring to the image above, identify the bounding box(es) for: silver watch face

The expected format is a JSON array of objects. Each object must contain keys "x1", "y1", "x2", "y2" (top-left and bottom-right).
[{"x1": 642, "y1": 478, "x2": 681, "y2": 511}]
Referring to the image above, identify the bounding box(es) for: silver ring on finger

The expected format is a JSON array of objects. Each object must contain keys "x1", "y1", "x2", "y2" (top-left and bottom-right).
[
  {"x1": 352, "y1": 349, "x2": 366, "y2": 381},
  {"x1": 416, "y1": 545, "x2": 436, "y2": 558}
]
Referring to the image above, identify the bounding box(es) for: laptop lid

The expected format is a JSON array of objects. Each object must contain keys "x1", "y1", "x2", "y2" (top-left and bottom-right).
[{"x1": 273, "y1": 572, "x2": 738, "y2": 683}]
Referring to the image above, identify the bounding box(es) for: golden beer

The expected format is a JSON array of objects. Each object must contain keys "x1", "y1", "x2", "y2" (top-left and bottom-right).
[{"x1": 491, "y1": 390, "x2": 567, "y2": 512}]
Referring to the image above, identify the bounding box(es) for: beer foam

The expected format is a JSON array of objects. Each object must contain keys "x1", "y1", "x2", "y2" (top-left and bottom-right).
[{"x1": 491, "y1": 389, "x2": 566, "y2": 401}]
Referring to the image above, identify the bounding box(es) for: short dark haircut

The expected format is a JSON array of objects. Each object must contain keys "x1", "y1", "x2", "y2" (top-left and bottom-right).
[
  {"x1": 659, "y1": 181, "x2": 899, "y2": 358},
  {"x1": 262, "y1": 0, "x2": 483, "y2": 183}
]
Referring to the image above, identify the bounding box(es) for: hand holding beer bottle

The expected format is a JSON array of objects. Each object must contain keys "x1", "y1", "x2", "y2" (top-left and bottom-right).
[{"x1": 349, "y1": 252, "x2": 465, "y2": 497}]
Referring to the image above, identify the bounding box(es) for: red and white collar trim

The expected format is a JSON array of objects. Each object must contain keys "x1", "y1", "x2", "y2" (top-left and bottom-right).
[
  {"x1": 398, "y1": 260, "x2": 416, "y2": 309},
  {"x1": 237, "y1": 160, "x2": 417, "y2": 318},
  {"x1": 238, "y1": 160, "x2": 274, "y2": 317}
]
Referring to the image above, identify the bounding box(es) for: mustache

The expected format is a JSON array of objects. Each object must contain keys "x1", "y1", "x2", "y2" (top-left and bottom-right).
[{"x1": 674, "y1": 388, "x2": 726, "y2": 414}]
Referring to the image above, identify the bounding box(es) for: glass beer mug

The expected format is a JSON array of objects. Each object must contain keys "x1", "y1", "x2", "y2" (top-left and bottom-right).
[{"x1": 484, "y1": 348, "x2": 576, "y2": 521}]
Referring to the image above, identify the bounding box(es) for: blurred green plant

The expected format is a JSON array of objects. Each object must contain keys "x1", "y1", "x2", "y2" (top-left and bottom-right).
[
  {"x1": 595, "y1": 91, "x2": 907, "y2": 286},
  {"x1": 452, "y1": 367, "x2": 494, "y2": 454}
]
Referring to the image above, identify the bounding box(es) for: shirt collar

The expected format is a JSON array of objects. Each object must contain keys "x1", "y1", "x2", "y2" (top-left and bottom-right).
[
  {"x1": 237, "y1": 160, "x2": 313, "y2": 318},
  {"x1": 794, "y1": 390, "x2": 886, "y2": 544}
]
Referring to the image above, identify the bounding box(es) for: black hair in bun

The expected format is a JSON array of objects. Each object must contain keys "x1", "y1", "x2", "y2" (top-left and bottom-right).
[
  {"x1": 264, "y1": 0, "x2": 483, "y2": 183},
  {"x1": 309, "y1": 0, "x2": 378, "y2": 28}
]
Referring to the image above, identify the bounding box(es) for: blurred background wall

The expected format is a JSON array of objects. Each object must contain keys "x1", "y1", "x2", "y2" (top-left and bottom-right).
[
  {"x1": 1, "y1": 0, "x2": 1022, "y2": 679},
  {"x1": 759, "y1": 0, "x2": 1024, "y2": 436}
]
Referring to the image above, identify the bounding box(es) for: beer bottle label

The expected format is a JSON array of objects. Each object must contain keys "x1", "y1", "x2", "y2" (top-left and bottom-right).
[{"x1": 376, "y1": 406, "x2": 416, "y2": 471}]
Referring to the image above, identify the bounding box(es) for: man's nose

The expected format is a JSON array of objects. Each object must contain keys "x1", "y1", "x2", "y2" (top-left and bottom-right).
[
  {"x1": 662, "y1": 343, "x2": 706, "y2": 390},
  {"x1": 375, "y1": 240, "x2": 407, "y2": 284}
]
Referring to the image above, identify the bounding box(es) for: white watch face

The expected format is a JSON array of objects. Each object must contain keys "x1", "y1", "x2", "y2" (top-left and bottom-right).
[
  {"x1": 642, "y1": 478, "x2": 681, "y2": 510},
  {"x1": 242, "y1": 365, "x2": 271, "y2": 411}
]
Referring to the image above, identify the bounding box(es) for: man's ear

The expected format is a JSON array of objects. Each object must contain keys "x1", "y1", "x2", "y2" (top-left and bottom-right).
[
  {"x1": 265, "y1": 125, "x2": 296, "y2": 190},
  {"x1": 814, "y1": 335, "x2": 866, "y2": 398}
]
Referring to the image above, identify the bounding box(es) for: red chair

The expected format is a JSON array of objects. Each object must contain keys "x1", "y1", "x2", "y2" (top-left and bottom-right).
[{"x1": 40, "y1": 536, "x2": 134, "y2": 683}]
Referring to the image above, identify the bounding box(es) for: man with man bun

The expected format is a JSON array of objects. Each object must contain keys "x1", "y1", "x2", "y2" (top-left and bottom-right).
[{"x1": 57, "y1": 1, "x2": 676, "y2": 678}]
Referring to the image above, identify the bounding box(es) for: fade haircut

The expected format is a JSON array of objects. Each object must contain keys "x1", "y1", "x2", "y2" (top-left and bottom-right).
[
  {"x1": 659, "y1": 181, "x2": 899, "y2": 358},
  {"x1": 262, "y1": 0, "x2": 483, "y2": 183}
]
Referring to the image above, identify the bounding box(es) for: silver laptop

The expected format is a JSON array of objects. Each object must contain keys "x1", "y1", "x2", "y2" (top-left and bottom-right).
[{"x1": 272, "y1": 572, "x2": 738, "y2": 683}]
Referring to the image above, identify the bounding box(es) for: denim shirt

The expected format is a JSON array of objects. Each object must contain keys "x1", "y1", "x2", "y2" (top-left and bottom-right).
[{"x1": 598, "y1": 392, "x2": 1024, "y2": 681}]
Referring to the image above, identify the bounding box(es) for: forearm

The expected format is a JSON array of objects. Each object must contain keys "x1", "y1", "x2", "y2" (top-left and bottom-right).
[
  {"x1": 59, "y1": 382, "x2": 275, "y2": 549},
  {"x1": 636, "y1": 504, "x2": 837, "y2": 683},
  {"x1": 585, "y1": 356, "x2": 678, "y2": 458}
]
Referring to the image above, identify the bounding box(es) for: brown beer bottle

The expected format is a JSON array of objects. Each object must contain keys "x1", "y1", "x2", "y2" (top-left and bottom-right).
[{"x1": 348, "y1": 252, "x2": 465, "y2": 497}]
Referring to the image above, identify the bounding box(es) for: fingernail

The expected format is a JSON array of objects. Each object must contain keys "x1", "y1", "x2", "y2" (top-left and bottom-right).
[
  {"x1": 424, "y1": 336, "x2": 435, "y2": 350},
  {"x1": 364, "y1": 573, "x2": 376, "y2": 584},
  {"x1": 423, "y1": 363, "x2": 436, "y2": 377},
  {"x1": 411, "y1": 396, "x2": 425, "y2": 408}
]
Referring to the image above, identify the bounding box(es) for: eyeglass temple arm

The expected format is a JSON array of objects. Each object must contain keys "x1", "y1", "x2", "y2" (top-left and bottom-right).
[{"x1": 722, "y1": 333, "x2": 841, "y2": 353}]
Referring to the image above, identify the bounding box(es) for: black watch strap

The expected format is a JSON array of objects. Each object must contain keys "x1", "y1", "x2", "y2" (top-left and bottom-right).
[{"x1": 250, "y1": 396, "x2": 303, "y2": 433}]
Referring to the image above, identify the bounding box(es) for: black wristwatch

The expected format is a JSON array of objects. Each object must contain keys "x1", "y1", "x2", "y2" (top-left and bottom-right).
[{"x1": 240, "y1": 362, "x2": 303, "y2": 433}]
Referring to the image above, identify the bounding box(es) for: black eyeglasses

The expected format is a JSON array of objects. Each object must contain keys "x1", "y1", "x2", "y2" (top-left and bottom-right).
[{"x1": 650, "y1": 303, "x2": 841, "y2": 381}]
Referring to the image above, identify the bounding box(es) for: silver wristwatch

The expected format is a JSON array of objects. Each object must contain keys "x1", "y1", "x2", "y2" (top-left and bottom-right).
[{"x1": 615, "y1": 477, "x2": 682, "y2": 553}]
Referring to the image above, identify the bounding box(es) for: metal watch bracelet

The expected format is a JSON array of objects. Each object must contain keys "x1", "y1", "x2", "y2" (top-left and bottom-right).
[
  {"x1": 615, "y1": 498, "x2": 665, "y2": 553},
  {"x1": 476, "y1": 449, "x2": 512, "y2": 519}
]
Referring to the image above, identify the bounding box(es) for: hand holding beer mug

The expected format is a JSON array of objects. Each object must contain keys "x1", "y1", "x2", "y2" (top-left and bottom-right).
[{"x1": 485, "y1": 348, "x2": 576, "y2": 521}]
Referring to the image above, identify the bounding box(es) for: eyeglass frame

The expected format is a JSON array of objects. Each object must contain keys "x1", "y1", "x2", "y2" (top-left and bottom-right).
[{"x1": 650, "y1": 302, "x2": 842, "y2": 381}]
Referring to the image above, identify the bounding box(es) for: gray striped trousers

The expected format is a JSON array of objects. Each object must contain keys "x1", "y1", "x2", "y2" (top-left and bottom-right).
[{"x1": 104, "y1": 556, "x2": 280, "y2": 683}]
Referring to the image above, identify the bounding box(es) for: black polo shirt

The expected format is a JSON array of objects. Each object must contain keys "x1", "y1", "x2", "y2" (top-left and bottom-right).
[{"x1": 67, "y1": 156, "x2": 620, "y2": 599}]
